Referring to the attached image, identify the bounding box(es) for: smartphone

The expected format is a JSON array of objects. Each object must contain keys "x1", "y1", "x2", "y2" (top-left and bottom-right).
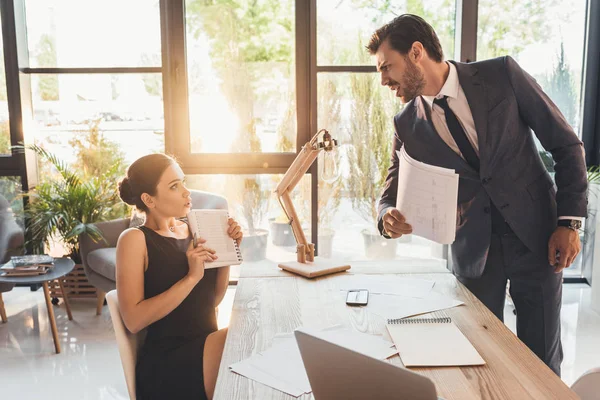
[{"x1": 346, "y1": 289, "x2": 369, "y2": 306}]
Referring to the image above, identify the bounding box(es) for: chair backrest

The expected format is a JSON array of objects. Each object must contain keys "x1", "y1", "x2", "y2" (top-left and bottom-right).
[
  {"x1": 571, "y1": 368, "x2": 600, "y2": 400},
  {"x1": 106, "y1": 290, "x2": 146, "y2": 400}
]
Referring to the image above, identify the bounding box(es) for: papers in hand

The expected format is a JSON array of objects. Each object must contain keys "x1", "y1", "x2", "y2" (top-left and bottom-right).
[
  {"x1": 396, "y1": 148, "x2": 459, "y2": 244},
  {"x1": 229, "y1": 326, "x2": 397, "y2": 397}
]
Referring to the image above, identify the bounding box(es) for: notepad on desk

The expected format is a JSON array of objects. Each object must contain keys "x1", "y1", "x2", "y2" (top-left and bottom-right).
[
  {"x1": 186, "y1": 209, "x2": 243, "y2": 268},
  {"x1": 386, "y1": 312, "x2": 485, "y2": 367}
]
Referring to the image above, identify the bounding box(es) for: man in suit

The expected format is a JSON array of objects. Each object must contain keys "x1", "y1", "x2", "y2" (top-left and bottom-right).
[{"x1": 368, "y1": 14, "x2": 587, "y2": 376}]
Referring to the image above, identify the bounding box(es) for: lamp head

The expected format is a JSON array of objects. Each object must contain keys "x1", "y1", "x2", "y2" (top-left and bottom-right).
[
  {"x1": 317, "y1": 129, "x2": 340, "y2": 184},
  {"x1": 317, "y1": 130, "x2": 338, "y2": 152}
]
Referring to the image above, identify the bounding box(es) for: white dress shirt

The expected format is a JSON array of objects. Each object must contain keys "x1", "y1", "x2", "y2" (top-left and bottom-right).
[{"x1": 421, "y1": 62, "x2": 581, "y2": 222}]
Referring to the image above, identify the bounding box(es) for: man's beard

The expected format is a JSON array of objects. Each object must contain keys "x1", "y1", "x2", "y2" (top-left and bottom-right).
[{"x1": 400, "y1": 57, "x2": 426, "y2": 102}]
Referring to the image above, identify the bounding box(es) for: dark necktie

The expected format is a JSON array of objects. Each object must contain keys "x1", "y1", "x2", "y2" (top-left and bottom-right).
[{"x1": 433, "y1": 95, "x2": 480, "y2": 172}]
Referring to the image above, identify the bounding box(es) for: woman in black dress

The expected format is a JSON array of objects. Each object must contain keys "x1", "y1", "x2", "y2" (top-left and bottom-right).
[{"x1": 115, "y1": 154, "x2": 242, "y2": 400}]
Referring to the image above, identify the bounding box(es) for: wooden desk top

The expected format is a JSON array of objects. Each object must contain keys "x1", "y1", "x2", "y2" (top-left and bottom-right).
[{"x1": 214, "y1": 272, "x2": 577, "y2": 400}]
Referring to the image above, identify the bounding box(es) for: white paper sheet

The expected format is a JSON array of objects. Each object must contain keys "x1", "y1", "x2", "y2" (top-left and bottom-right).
[
  {"x1": 396, "y1": 148, "x2": 459, "y2": 244},
  {"x1": 337, "y1": 274, "x2": 435, "y2": 298},
  {"x1": 229, "y1": 325, "x2": 397, "y2": 397},
  {"x1": 303, "y1": 326, "x2": 398, "y2": 360},
  {"x1": 230, "y1": 355, "x2": 306, "y2": 397},
  {"x1": 368, "y1": 291, "x2": 464, "y2": 320}
]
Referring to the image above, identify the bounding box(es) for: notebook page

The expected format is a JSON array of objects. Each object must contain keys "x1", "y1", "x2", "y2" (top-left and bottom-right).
[
  {"x1": 187, "y1": 210, "x2": 242, "y2": 268},
  {"x1": 387, "y1": 320, "x2": 485, "y2": 367}
]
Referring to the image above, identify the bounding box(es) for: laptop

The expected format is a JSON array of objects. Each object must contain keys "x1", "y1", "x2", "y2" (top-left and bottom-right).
[{"x1": 294, "y1": 328, "x2": 439, "y2": 400}]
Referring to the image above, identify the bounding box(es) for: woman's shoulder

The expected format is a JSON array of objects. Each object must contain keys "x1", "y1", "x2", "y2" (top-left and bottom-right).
[{"x1": 117, "y1": 227, "x2": 147, "y2": 248}]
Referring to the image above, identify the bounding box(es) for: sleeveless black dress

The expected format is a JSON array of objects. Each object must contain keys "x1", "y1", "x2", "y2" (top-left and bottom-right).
[{"x1": 135, "y1": 225, "x2": 218, "y2": 400}]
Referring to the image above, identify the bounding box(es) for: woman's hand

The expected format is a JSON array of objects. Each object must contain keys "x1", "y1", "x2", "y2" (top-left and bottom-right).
[
  {"x1": 186, "y1": 238, "x2": 217, "y2": 282},
  {"x1": 227, "y1": 218, "x2": 243, "y2": 246}
]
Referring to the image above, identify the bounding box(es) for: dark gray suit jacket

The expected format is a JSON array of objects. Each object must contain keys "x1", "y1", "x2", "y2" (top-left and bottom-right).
[{"x1": 377, "y1": 56, "x2": 588, "y2": 278}]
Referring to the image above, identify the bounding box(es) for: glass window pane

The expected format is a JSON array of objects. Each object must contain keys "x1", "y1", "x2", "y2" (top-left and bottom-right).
[
  {"x1": 0, "y1": 17, "x2": 10, "y2": 155},
  {"x1": 477, "y1": 0, "x2": 587, "y2": 277},
  {"x1": 317, "y1": 73, "x2": 443, "y2": 261},
  {"x1": 29, "y1": 74, "x2": 164, "y2": 177},
  {"x1": 185, "y1": 0, "x2": 296, "y2": 154},
  {"x1": 186, "y1": 174, "x2": 311, "y2": 278},
  {"x1": 317, "y1": 0, "x2": 456, "y2": 65},
  {"x1": 0, "y1": 177, "x2": 24, "y2": 262},
  {"x1": 24, "y1": 0, "x2": 161, "y2": 68},
  {"x1": 477, "y1": 0, "x2": 586, "y2": 134}
]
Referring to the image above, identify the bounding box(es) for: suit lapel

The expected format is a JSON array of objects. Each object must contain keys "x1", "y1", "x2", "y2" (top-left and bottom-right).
[{"x1": 450, "y1": 61, "x2": 488, "y2": 172}]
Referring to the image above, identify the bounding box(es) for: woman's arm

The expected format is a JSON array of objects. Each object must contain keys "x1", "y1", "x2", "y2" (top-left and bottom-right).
[
  {"x1": 214, "y1": 266, "x2": 230, "y2": 307},
  {"x1": 116, "y1": 228, "x2": 200, "y2": 334}
]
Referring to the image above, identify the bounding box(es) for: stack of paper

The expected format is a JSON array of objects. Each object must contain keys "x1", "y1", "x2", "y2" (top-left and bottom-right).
[
  {"x1": 229, "y1": 325, "x2": 397, "y2": 397},
  {"x1": 396, "y1": 148, "x2": 459, "y2": 244},
  {"x1": 367, "y1": 291, "x2": 464, "y2": 320}
]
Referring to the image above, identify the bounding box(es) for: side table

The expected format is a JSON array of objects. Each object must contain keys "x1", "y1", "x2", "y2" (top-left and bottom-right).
[{"x1": 0, "y1": 257, "x2": 76, "y2": 353}]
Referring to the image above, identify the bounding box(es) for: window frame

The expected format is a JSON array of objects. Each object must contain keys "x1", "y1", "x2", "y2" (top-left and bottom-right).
[{"x1": 0, "y1": 0, "x2": 597, "y2": 263}]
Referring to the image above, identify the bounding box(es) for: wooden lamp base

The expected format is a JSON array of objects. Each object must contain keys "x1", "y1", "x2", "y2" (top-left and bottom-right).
[{"x1": 279, "y1": 257, "x2": 351, "y2": 278}]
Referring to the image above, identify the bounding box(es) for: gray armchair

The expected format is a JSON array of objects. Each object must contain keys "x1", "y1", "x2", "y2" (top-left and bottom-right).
[
  {"x1": 79, "y1": 190, "x2": 228, "y2": 315},
  {"x1": 0, "y1": 194, "x2": 25, "y2": 323}
]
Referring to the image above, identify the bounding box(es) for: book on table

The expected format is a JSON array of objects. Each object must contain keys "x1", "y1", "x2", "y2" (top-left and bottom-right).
[
  {"x1": 0, "y1": 255, "x2": 55, "y2": 276},
  {"x1": 10, "y1": 254, "x2": 54, "y2": 267}
]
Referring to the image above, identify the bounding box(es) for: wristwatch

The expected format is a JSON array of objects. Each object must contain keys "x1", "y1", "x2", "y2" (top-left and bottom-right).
[{"x1": 557, "y1": 219, "x2": 582, "y2": 231}]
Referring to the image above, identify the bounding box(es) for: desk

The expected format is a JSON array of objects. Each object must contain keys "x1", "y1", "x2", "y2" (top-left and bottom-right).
[
  {"x1": 0, "y1": 258, "x2": 75, "y2": 353},
  {"x1": 214, "y1": 272, "x2": 577, "y2": 399}
]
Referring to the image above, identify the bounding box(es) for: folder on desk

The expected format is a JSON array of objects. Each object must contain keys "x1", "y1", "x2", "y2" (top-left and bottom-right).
[{"x1": 386, "y1": 313, "x2": 485, "y2": 367}]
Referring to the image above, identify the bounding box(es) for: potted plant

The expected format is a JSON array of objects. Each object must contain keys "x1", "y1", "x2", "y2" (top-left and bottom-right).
[
  {"x1": 225, "y1": 119, "x2": 271, "y2": 261},
  {"x1": 316, "y1": 178, "x2": 341, "y2": 258},
  {"x1": 23, "y1": 145, "x2": 126, "y2": 264},
  {"x1": 269, "y1": 97, "x2": 307, "y2": 247},
  {"x1": 236, "y1": 177, "x2": 270, "y2": 261}
]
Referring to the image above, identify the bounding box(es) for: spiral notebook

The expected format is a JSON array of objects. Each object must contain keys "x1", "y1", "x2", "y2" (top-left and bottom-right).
[
  {"x1": 186, "y1": 209, "x2": 243, "y2": 269},
  {"x1": 386, "y1": 312, "x2": 485, "y2": 367}
]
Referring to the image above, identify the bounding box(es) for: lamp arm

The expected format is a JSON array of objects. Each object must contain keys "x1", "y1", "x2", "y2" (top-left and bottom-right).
[{"x1": 274, "y1": 130, "x2": 330, "y2": 263}]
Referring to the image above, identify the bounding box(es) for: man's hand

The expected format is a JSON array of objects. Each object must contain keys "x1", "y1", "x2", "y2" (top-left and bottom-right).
[
  {"x1": 382, "y1": 208, "x2": 413, "y2": 239},
  {"x1": 548, "y1": 227, "x2": 581, "y2": 273}
]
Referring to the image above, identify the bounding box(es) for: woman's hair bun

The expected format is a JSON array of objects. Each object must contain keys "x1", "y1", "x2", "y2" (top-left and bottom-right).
[{"x1": 118, "y1": 177, "x2": 136, "y2": 206}]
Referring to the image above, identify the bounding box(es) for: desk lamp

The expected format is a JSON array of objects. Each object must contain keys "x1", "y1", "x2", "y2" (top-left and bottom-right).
[{"x1": 274, "y1": 129, "x2": 351, "y2": 278}]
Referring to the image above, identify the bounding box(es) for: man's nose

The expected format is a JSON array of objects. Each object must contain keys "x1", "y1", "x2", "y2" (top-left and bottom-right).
[{"x1": 380, "y1": 73, "x2": 389, "y2": 86}]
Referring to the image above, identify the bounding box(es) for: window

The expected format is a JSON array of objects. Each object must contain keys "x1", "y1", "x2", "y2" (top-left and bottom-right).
[
  {"x1": 317, "y1": 0, "x2": 456, "y2": 65},
  {"x1": 0, "y1": 176, "x2": 23, "y2": 227},
  {"x1": 477, "y1": 0, "x2": 588, "y2": 277},
  {"x1": 185, "y1": 174, "x2": 311, "y2": 277},
  {"x1": 0, "y1": 17, "x2": 9, "y2": 155},
  {"x1": 22, "y1": 0, "x2": 165, "y2": 181},
  {"x1": 24, "y1": 0, "x2": 161, "y2": 68},
  {"x1": 315, "y1": 2, "x2": 455, "y2": 261},
  {"x1": 184, "y1": 0, "x2": 296, "y2": 154},
  {"x1": 477, "y1": 0, "x2": 587, "y2": 134},
  {"x1": 30, "y1": 74, "x2": 164, "y2": 169}
]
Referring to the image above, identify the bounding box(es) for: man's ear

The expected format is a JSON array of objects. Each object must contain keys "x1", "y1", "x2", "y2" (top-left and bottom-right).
[
  {"x1": 411, "y1": 41, "x2": 425, "y2": 62},
  {"x1": 141, "y1": 193, "x2": 155, "y2": 210}
]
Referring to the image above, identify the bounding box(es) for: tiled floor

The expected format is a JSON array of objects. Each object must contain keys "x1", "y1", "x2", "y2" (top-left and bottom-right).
[{"x1": 0, "y1": 283, "x2": 598, "y2": 399}]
